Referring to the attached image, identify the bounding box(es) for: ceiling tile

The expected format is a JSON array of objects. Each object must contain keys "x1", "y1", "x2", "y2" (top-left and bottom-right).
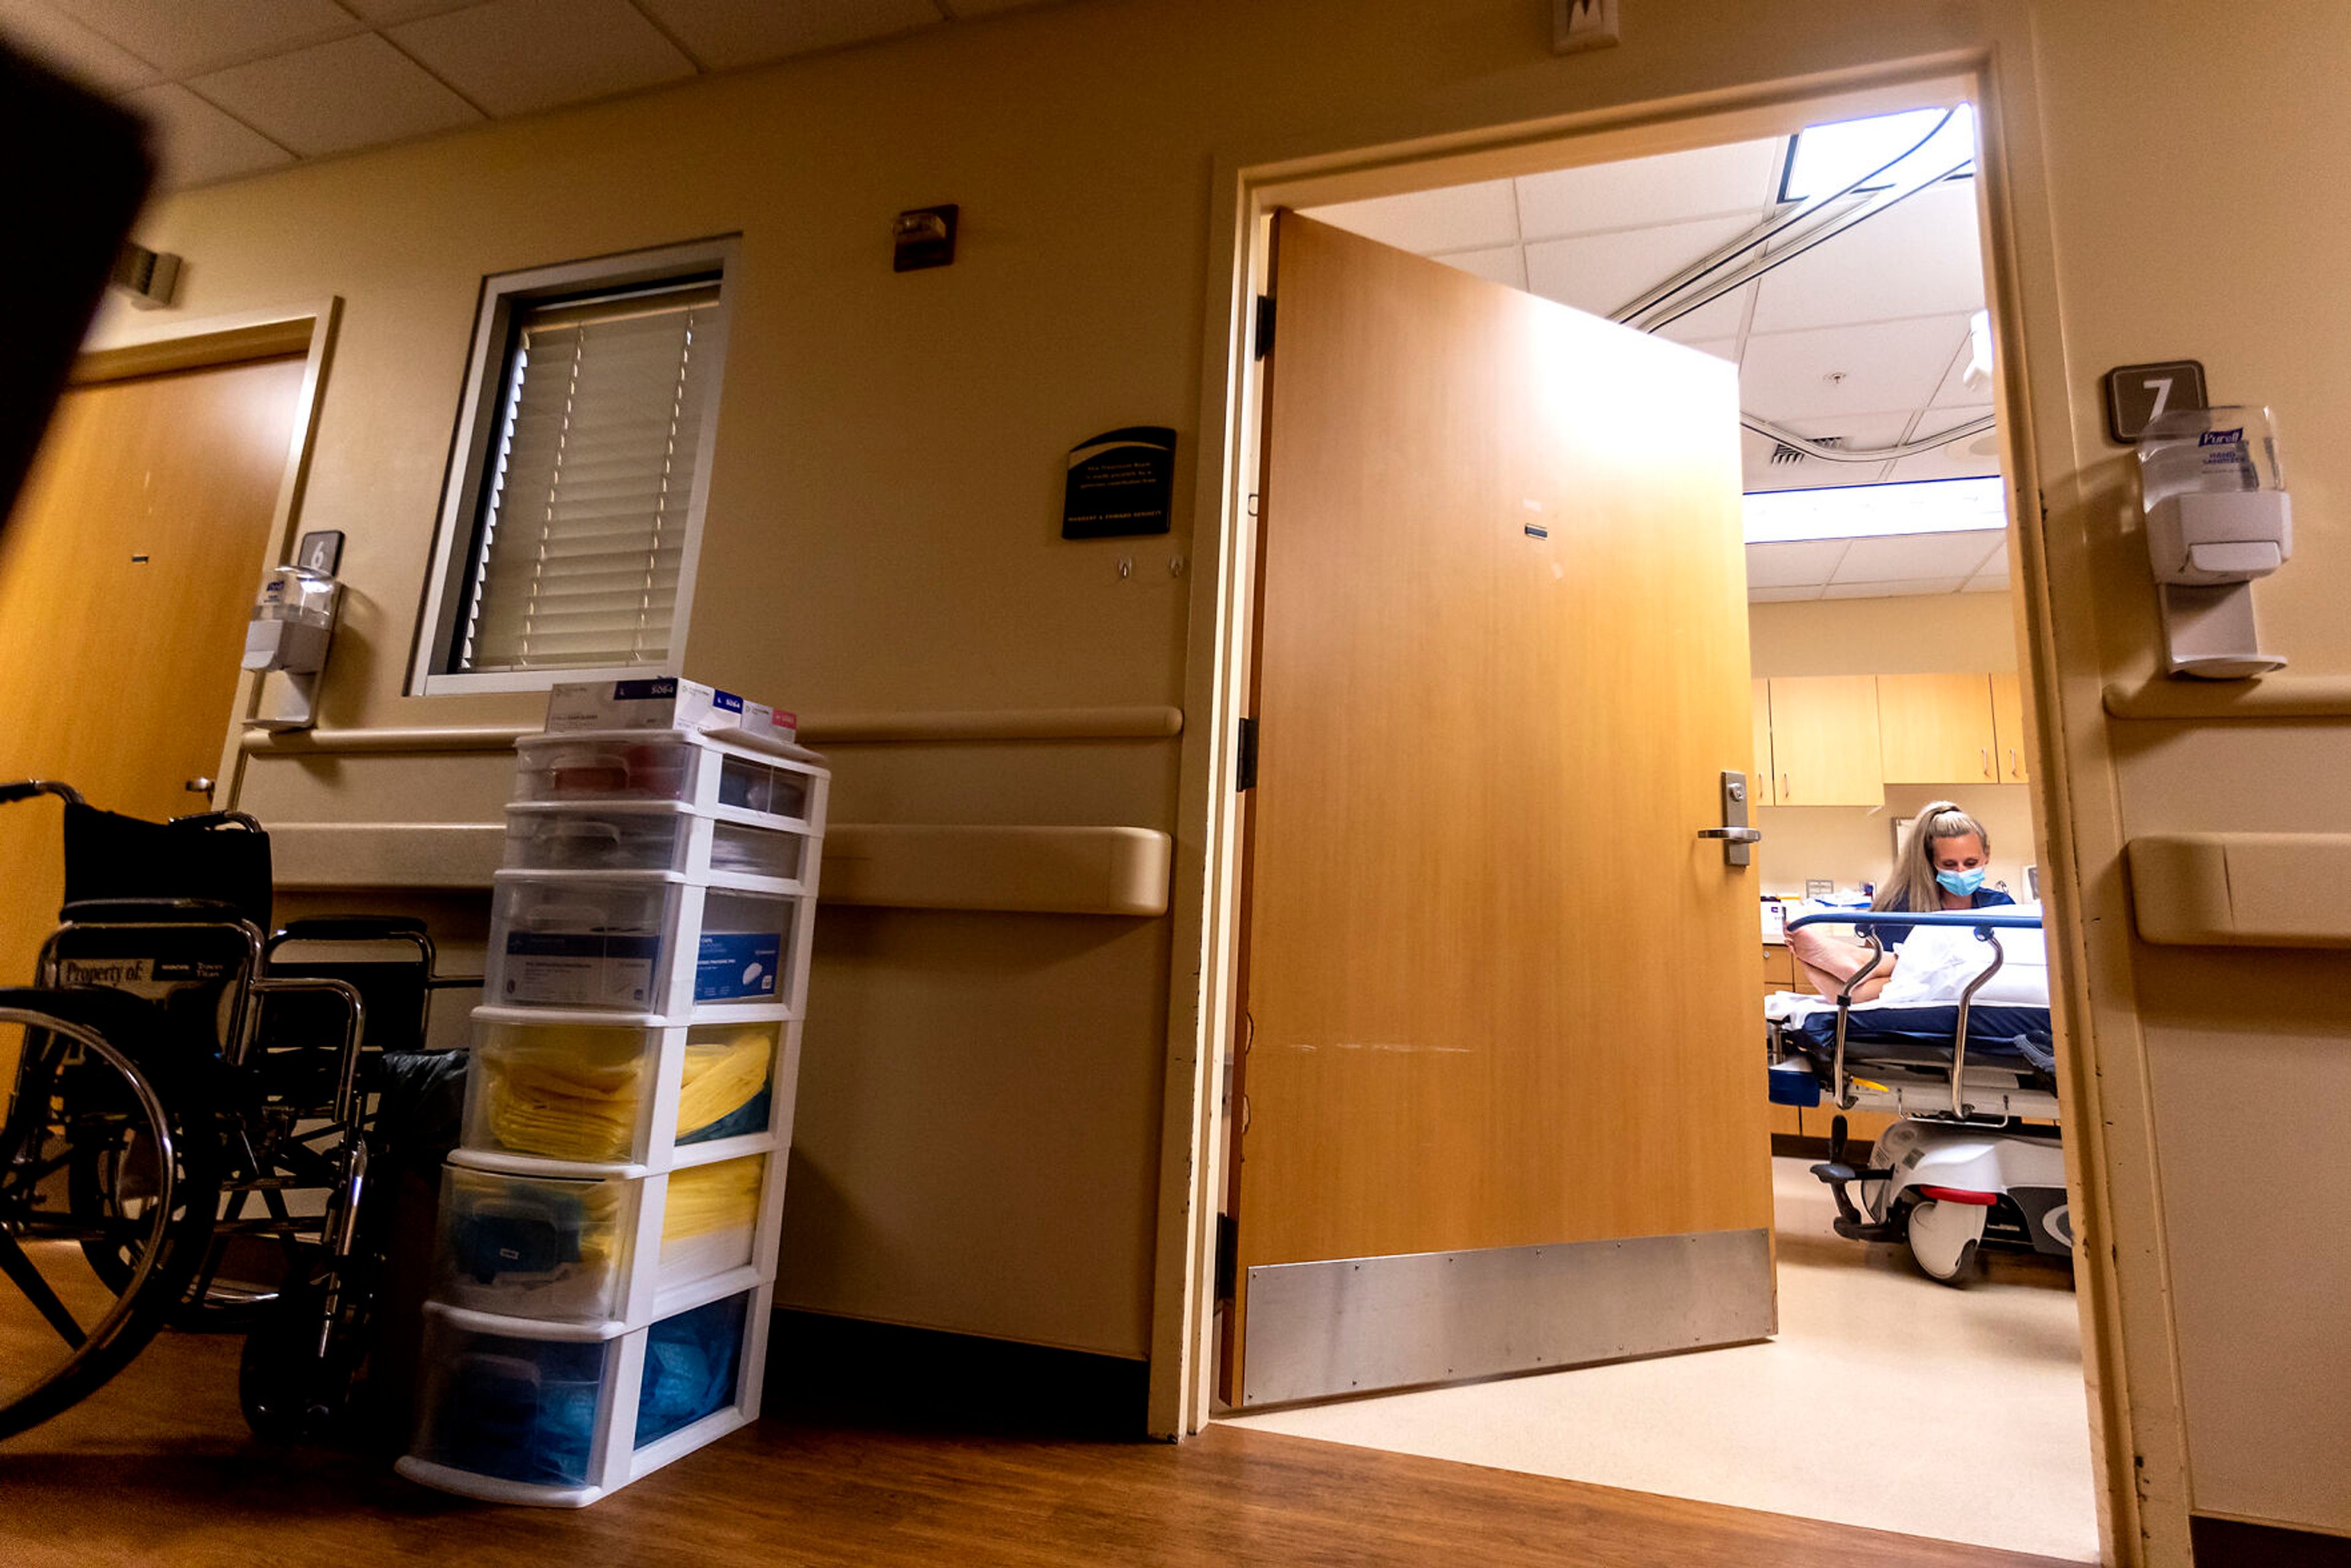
[
  {"x1": 633, "y1": 0, "x2": 943, "y2": 70},
  {"x1": 1681, "y1": 336, "x2": 1739, "y2": 364},
  {"x1": 1832, "y1": 530, "x2": 2003, "y2": 583},
  {"x1": 1654, "y1": 285, "x2": 1747, "y2": 344},
  {"x1": 1434, "y1": 244, "x2": 1526, "y2": 291},
  {"x1": 1302, "y1": 179, "x2": 1518, "y2": 256},
  {"x1": 1740, "y1": 411, "x2": 1911, "y2": 492},
  {"x1": 1515, "y1": 137, "x2": 1780, "y2": 241},
  {"x1": 190, "y1": 32, "x2": 481, "y2": 157},
  {"x1": 1748, "y1": 583, "x2": 1826, "y2": 602},
  {"x1": 0, "y1": 0, "x2": 163, "y2": 90},
  {"x1": 118, "y1": 81, "x2": 294, "y2": 187},
  {"x1": 1822, "y1": 577, "x2": 1968, "y2": 599},
  {"x1": 1524, "y1": 213, "x2": 1755, "y2": 320},
  {"x1": 1749, "y1": 178, "x2": 1986, "y2": 332},
  {"x1": 1739, "y1": 313, "x2": 1974, "y2": 422},
  {"x1": 1963, "y1": 573, "x2": 2011, "y2": 593},
  {"x1": 1744, "y1": 539, "x2": 1849, "y2": 588},
  {"x1": 48, "y1": 0, "x2": 358, "y2": 75},
  {"x1": 392, "y1": 0, "x2": 695, "y2": 117},
  {"x1": 1884, "y1": 407, "x2": 2000, "y2": 483}
]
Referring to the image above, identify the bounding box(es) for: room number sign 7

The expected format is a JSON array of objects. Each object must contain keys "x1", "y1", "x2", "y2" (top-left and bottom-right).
[{"x1": 2104, "y1": 359, "x2": 2208, "y2": 443}]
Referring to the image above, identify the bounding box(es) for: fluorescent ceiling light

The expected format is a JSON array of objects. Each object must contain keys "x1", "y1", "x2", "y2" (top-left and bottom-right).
[
  {"x1": 1782, "y1": 104, "x2": 1977, "y2": 202},
  {"x1": 1744, "y1": 476, "x2": 2006, "y2": 544}
]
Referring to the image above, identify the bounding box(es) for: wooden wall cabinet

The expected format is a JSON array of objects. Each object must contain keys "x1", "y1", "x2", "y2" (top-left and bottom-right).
[
  {"x1": 1760, "y1": 675, "x2": 1883, "y2": 806},
  {"x1": 1991, "y1": 672, "x2": 2031, "y2": 783},
  {"x1": 1876, "y1": 672, "x2": 2000, "y2": 785}
]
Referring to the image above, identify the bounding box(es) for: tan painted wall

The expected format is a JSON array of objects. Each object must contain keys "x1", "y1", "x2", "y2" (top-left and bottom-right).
[
  {"x1": 66, "y1": 0, "x2": 2351, "y2": 1539},
  {"x1": 1749, "y1": 595, "x2": 2019, "y2": 678},
  {"x1": 1750, "y1": 595, "x2": 2033, "y2": 897}
]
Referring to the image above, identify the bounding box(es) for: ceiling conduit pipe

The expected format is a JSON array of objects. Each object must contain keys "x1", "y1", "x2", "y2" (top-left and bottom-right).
[{"x1": 1605, "y1": 109, "x2": 1989, "y2": 467}]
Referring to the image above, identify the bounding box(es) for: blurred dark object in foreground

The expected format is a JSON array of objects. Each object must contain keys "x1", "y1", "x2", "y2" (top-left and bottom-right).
[{"x1": 0, "y1": 41, "x2": 153, "y2": 522}]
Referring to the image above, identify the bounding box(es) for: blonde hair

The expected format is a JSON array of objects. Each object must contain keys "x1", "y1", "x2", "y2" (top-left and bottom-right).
[{"x1": 1873, "y1": 800, "x2": 1992, "y2": 913}]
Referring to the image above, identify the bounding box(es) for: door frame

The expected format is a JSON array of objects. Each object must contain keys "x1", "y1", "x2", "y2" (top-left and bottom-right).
[
  {"x1": 66, "y1": 301, "x2": 342, "y2": 810},
  {"x1": 1144, "y1": 38, "x2": 2188, "y2": 1568}
]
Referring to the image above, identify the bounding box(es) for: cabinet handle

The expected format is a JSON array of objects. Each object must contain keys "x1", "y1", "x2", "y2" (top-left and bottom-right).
[
  {"x1": 1782, "y1": 772, "x2": 1791, "y2": 800},
  {"x1": 2008, "y1": 747, "x2": 2021, "y2": 779},
  {"x1": 1981, "y1": 747, "x2": 1992, "y2": 779}
]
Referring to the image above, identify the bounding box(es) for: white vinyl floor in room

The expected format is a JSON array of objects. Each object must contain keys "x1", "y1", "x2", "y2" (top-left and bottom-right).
[{"x1": 1220, "y1": 1157, "x2": 2101, "y2": 1563}]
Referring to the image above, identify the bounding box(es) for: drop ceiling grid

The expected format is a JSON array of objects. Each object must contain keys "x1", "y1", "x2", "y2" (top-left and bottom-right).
[{"x1": 0, "y1": 0, "x2": 1055, "y2": 187}]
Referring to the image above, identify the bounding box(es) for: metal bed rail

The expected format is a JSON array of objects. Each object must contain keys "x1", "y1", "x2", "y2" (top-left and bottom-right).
[{"x1": 1783, "y1": 909, "x2": 2045, "y2": 1119}]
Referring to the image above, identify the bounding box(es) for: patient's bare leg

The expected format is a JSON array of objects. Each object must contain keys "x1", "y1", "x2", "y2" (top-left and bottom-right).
[{"x1": 1787, "y1": 927, "x2": 1897, "y2": 999}]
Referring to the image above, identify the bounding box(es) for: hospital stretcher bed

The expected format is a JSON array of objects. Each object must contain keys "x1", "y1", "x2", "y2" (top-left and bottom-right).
[{"x1": 1766, "y1": 909, "x2": 2072, "y2": 1283}]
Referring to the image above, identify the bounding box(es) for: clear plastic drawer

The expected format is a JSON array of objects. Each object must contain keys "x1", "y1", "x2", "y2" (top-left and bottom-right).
[
  {"x1": 486, "y1": 876, "x2": 801, "y2": 1016},
  {"x1": 462, "y1": 1015, "x2": 785, "y2": 1170},
  {"x1": 436, "y1": 1166, "x2": 640, "y2": 1323},
  {"x1": 407, "y1": 1287, "x2": 757, "y2": 1496}
]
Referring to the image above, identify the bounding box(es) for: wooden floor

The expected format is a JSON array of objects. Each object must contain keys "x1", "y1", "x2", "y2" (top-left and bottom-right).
[{"x1": 0, "y1": 1320, "x2": 2082, "y2": 1567}]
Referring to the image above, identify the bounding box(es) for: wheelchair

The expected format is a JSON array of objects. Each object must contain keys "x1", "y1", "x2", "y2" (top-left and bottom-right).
[{"x1": 0, "y1": 780, "x2": 475, "y2": 1441}]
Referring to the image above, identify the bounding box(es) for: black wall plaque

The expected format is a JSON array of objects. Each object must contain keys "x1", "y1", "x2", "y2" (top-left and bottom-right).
[
  {"x1": 2104, "y1": 359, "x2": 2208, "y2": 444},
  {"x1": 1062, "y1": 426, "x2": 1176, "y2": 539}
]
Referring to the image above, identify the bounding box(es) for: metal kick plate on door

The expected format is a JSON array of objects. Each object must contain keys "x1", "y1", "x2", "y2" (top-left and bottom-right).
[{"x1": 1240, "y1": 1228, "x2": 1774, "y2": 1407}]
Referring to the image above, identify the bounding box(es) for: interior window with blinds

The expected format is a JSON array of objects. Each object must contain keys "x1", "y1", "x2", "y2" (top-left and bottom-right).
[{"x1": 449, "y1": 277, "x2": 721, "y2": 675}]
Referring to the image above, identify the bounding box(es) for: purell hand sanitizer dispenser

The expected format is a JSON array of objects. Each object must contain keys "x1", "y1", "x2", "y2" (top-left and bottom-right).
[
  {"x1": 244, "y1": 563, "x2": 340, "y2": 729},
  {"x1": 2137, "y1": 405, "x2": 2292, "y2": 677}
]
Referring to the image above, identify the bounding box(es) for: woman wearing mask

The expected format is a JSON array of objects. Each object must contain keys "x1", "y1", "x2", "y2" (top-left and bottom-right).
[{"x1": 1785, "y1": 800, "x2": 2012, "y2": 1000}]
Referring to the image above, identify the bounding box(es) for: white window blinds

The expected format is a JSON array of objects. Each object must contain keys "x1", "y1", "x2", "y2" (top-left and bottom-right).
[{"x1": 456, "y1": 280, "x2": 721, "y2": 673}]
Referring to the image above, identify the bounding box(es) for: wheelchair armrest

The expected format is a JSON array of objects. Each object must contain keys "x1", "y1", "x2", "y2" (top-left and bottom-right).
[
  {"x1": 276, "y1": 915, "x2": 430, "y2": 940},
  {"x1": 0, "y1": 779, "x2": 83, "y2": 806}
]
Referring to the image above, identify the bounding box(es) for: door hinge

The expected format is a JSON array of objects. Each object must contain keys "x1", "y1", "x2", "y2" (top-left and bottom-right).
[
  {"x1": 1214, "y1": 1212, "x2": 1238, "y2": 1302},
  {"x1": 1235, "y1": 716, "x2": 1259, "y2": 792},
  {"x1": 1254, "y1": 294, "x2": 1275, "y2": 361}
]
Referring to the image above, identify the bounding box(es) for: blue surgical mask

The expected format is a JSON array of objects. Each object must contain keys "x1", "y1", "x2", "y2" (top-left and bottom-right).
[{"x1": 1936, "y1": 867, "x2": 1987, "y2": 896}]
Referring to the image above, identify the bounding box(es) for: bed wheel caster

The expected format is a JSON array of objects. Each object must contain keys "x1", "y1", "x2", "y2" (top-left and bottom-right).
[{"x1": 1905, "y1": 1199, "x2": 1988, "y2": 1286}]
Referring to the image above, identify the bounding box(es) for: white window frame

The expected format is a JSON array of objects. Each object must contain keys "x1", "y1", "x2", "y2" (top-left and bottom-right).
[{"x1": 409, "y1": 236, "x2": 738, "y2": 696}]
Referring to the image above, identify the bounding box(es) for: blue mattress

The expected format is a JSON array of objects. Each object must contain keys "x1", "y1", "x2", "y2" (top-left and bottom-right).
[{"x1": 1794, "y1": 1003, "x2": 2055, "y2": 1073}]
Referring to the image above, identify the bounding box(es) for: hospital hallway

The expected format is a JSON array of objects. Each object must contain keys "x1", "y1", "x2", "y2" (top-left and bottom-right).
[{"x1": 1220, "y1": 1157, "x2": 2101, "y2": 1563}]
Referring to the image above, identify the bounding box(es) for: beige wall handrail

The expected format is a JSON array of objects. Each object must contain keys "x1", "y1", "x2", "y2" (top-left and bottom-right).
[
  {"x1": 2127, "y1": 833, "x2": 2351, "y2": 947},
  {"x1": 2103, "y1": 677, "x2": 2351, "y2": 721},
  {"x1": 269, "y1": 820, "x2": 1174, "y2": 917},
  {"x1": 242, "y1": 704, "x2": 1185, "y2": 754}
]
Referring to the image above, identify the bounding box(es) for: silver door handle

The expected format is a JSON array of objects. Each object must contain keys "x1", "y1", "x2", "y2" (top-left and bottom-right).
[
  {"x1": 1699, "y1": 827, "x2": 1763, "y2": 843},
  {"x1": 184, "y1": 777, "x2": 216, "y2": 795}
]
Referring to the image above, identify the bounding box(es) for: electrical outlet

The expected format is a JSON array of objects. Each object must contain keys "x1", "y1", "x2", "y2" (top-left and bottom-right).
[{"x1": 1553, "y1": 0, "x2": 1619, "y2": 53}]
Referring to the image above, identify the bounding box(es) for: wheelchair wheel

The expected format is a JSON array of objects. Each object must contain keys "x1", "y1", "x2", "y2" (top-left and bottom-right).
[{"x1": 0, "y1": 994, "x2": 218, "y2": 1440}]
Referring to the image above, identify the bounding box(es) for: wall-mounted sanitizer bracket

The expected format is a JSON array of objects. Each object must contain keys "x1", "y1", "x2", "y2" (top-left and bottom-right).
[{"x1": 2138, "y1": 405, "x2": 2292, "y2": 678}]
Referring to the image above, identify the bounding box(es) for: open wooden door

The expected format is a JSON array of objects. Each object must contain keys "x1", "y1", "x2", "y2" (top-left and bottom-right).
[
  {"x1": 1223, "y1": 212, "x2": 1769, "y2": 1408},
  {"x1": 0, "y1": 353, "x2": 306, "y2": 990}
]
